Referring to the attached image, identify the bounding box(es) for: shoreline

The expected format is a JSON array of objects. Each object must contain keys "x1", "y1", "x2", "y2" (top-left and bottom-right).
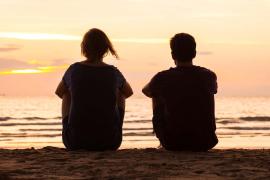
[
  {"x1": 2, "y1": 135, "x2": 270, "y2": 150},
  {"x1": 0, "y1": 147, "x2": 270, "y2": 179}
]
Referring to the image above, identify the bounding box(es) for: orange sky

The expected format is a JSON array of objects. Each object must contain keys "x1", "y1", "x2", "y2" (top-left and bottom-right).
[{"x1": 0, "y1": 0, "x2": 270, "y2": 96}]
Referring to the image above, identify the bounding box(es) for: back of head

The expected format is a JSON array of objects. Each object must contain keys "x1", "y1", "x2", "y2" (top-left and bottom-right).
[
  {"x1": 81, "y1": 28, "x2": 118, "y2": 61},
  {"x1": 170, "y1": 33, "x2": 196, "y2": 62}
]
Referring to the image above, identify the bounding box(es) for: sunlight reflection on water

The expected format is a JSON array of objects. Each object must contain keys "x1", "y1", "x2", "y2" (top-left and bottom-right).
[{"x1": 0, "y1": 96, "x2": 270, "y2": 149}]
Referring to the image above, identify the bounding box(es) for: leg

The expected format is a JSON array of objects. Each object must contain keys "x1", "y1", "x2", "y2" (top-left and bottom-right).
[
  {"x1": 61, "y1": 92, "x2": 72, "y2": 149},
  {"x1": 108, "y1": 92, "x2": 126, "y2": 150},
  {"x1": 117, "y1": 92, "x2": 125, "y2": 126},
  {"x1": 62, "y1": 92, "x2": 71, "y2": 119},
  {"x1": 62, "y1": 116, "x2": 71, "y2": 149},
  {"x1": 152, "y1": 97, "x2": 165, "y2": 144}
]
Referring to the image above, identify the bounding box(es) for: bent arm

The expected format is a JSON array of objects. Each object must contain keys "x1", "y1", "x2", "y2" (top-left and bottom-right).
[
  {"x1": 55, "y1": 80, "x2": 68, "y2": 99},
  {"x1": 120, "y1": 81, "x2": 133, "y2": 98},
  {"x1": 142, "y1": 83, "x2": 153, "y2": 98},
  {"x1": 62, "y1": 92, "x2": 71, "y2": 118},
  {"x1": 55, "y1": 80, "x2": 70, "y2": 118}
]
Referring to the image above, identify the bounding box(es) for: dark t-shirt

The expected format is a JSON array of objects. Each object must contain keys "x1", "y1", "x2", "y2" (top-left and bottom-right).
[
  {"x1": 149, "y1": 65, "x2": 218, "y2": 150},
  {"x1": 62, "y1": 62, "x2": 126, "y2": 148}
]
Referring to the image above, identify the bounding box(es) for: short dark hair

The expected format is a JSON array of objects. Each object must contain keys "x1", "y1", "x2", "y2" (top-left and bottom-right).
[
  {"x1": 81, "y1": 28, "x2": 118, "y2": 61},
  {"x1": 170, "y1": 33, "x2": 196, "y2": 62}
]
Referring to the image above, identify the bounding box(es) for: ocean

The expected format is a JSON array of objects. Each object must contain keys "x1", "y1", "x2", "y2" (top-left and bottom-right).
[{"x1": 0, "y1": 96, "x2": 270, "y2": 149}]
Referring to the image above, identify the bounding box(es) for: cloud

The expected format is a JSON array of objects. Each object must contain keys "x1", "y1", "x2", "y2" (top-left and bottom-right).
[
  {"x1": 0, "y1": 58, "x2": 68, "y2": 75},
  {"x1": 197, "y1": 51, "x2": 213, "y2": 55},
  {"x1": 0, "y1": 65, "x2": 68, "y2": 75},
  {"x1": 0, "y1": 44, "x2": 21, "y2": 52},
  {"x1": 50, "y1": 58, "x2": 73, "y2": 66},
  {"x1": 0, "y1": 32, "x2": 80, "y2": 41},
  {"x1": 0, "y1": 32, "x2": 170, "y2": 44},
  {"x1": 112, "y1": 38, "x2": 168, "y2": 44},
  {"x1": 0, "y1": 58, "x2": 35, "y2": 70}
]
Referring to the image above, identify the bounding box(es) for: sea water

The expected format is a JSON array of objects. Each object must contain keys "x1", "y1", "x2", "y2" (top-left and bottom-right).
[{"x1": 0, "y1": 96, "x2": 270, "y2": 149}]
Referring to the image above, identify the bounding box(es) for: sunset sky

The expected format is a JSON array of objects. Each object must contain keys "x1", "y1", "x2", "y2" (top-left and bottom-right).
[{"x1": 0, "y1": 0, "x2": 270, "y2": 96}]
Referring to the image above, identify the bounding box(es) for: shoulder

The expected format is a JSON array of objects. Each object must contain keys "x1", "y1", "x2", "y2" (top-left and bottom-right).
[
  {"x1": 108, "y1": 65, "x2": 121, "y2": 71},
  {"x1": 154, "y1": 68, "x2": 175, "y2": 76},
  {"x1": 149, "y1": 68, "x2": 174, "y2": 85},
  {"x1": 65, "y1": 62, "x2": 79, "y2": 71},
  {"x1": 109, "y1": 66, "x2": 126, "y2": 87},
  {"x1": 108, "y1": 65, "x2": 126, "y2": 78},
  {"x1": 151, "y1": 67, "x2": 176, "y2": 80},
  {"x1": 108, "y1": 65, "x2": 125, "y2": 75},
  {"x1": 195, "y1": 66, "x2": 217, "y2": 79},
  {"x1": 62, "y1": 62, "x2": 81, "y2": 79}
]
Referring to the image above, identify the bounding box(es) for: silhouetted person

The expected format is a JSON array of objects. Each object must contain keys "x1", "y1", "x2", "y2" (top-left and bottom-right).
[
  {"x1": 142, "y1": 33, "x2": 218, "y2": 151},
  {"x1": 56, "y1": 28, "x2": 133, "y2": 150}
]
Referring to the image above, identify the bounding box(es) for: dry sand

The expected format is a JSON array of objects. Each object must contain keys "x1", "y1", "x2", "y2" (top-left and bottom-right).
[{"x1": 0, "y1": 147, "x2": 269, "y2": 179}]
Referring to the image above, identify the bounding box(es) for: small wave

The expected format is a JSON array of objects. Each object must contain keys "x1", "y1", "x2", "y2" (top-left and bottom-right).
[
  {"x1": 0, "y1": 116, "x2": 61, "y2": 121},
  {"x1": 125, "y1": 120, "x2": 151, "y2": 123},
  {"x1": 216, "y1": 116, "x2": 270, "y2": 124},
  {"x1": 19, "y1": 128, "x2": 62, "y2": 132},
  {"x1": 0, "y1": 138, "x2": 12, "y2": 141},
  {"x1": 217, "y1": 120, "x2": 241, "y2": 124},
  {"x1": 0, "y1": 117, "x2": 11, "y2": 121},
  {"x1": 18, "y1": 127, "x2": 153, "y2": 132},
  {"x1": 217, "y1": 132, "x2": 269, "y2": 136},
  {"x1": 23, "y1": 117, "x2": 52, "y2": 120},
  {"x1": 123, "y1": 128, "x2": 152, "y2": 131},
  {"x1": 0, "y1": 133, "x2": 61, "y2": 138},
  {"x1": 123, "y1": 132, "x2": 154, "y2": 137},
  {"x1": 0, "y1": 122, "x2": 62, "y2": 126},
  {"x1": 1, "y1": 132, "x2": 27, "y2": 137},
  {"x1": 124, "y1": 139, "x2": 157, "y2": 142},
  {"x1": 128, "y1": 117, "x2": 270, "y2": 123},
  {"x1": 1, "y1": 116, "x2": 270, "y2": 122},
  {"x1": 0, "y1": 132, "x2": 154, "y2": 138},
  {"x1": 223, "y1": 127, "x2": 270, "y2": 130},
  {"x1": 239, "y1": 116, "x2": 270, "y2": 121}
]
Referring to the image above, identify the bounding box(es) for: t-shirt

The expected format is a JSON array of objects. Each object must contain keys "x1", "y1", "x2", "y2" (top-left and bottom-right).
[
  {"x1": 149, "y1": 66, "x2": 217, "y2": 97},
  {"x1": 62, "y1": 62, "x2": 126, "y2": 145},
  {"x1": 63, "y1": 63, "x2": 126, "y2": 91},
  {"x1": 148, "y1": 65, "x2": 218, "y2": 148}
]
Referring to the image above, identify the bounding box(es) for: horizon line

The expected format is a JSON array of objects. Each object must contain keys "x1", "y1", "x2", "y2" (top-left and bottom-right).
[{"x1": 0, "y1": 32, "x2": 268, "y2": 45}]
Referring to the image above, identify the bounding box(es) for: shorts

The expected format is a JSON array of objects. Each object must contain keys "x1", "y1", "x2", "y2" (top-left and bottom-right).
[{"x1": 62, "y1": 107, "x2": 124, "y2": 151}]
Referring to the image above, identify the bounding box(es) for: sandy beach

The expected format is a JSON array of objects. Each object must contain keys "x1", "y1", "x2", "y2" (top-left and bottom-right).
[{"x1": 0, "y1": 147, "x2": 269, "y2": 179}]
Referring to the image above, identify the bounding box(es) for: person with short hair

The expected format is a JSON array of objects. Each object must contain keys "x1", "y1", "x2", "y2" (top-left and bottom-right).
[
  {"x1": 142, "y1": 33, "x2": 218, "y2": 151},
  {"x1": 56, "y1": 28, "x2": 133, "y2": 150}
]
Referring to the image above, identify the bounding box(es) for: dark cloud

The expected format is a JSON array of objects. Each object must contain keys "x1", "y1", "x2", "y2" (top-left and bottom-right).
[{"x1": 0, "y1": 44, "x2": 21, "y2": 52}]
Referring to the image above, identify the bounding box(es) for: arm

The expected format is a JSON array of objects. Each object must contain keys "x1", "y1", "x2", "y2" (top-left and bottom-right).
[
  {"x1": 120, "y1": 81, "x2": 133, "y2": 98},
  {"x1": 142, "y1": 83, "x2": 153, "y2": 98},
  {"x1": 55, "y1": 80, "x2": 68, "y2": 99},
  {"x1": 55, "y1": 80, "x2": 70, "y2": 118},
  {"x1": 62, "y1": 92, "x2": 71, "y2": 118},
  {"x1": 152, "y1": 97, "x2": 163, "y2": 135},
  {"x1": 117, "y1": 81, "x2": 132, "y2": 116},
  {"x1": 142, "y1": 73, "x2": 161, "y2": 98},
  {"x1": 213, "y1": 74, "x2": 218, "y2": 94}
]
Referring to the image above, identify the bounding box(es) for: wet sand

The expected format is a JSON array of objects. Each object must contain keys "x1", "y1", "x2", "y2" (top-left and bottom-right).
[{"x1": 0, "y1": 147, "x2": 269, "y2": 179}]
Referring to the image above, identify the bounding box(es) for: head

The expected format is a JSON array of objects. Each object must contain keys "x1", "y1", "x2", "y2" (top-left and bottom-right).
[
  {"x1": 170, "y1": 33, "x2": 196, "y2": 63},
  {"x1": 81, "y1": 28, "x2": 118, "y2": 61}
]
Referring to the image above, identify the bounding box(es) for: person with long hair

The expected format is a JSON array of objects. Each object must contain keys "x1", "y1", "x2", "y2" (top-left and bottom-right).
[{"x1": 56, "y1": 28, "x2": 133, "y2": 150}]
